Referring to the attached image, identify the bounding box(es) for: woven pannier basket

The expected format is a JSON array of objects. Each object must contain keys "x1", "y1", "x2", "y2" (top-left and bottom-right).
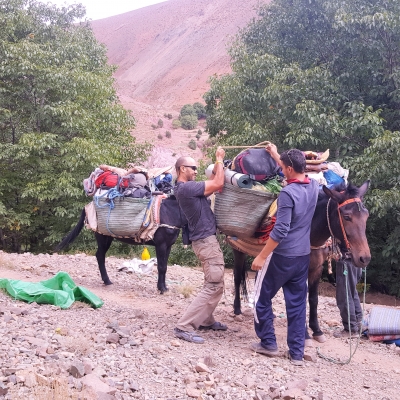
[
  {"x1": 95, "y1": 197, "x2": 149, "y2": 238},
  {"x1": 215, "y1": 184, "x2": 277, "y2": 239}
]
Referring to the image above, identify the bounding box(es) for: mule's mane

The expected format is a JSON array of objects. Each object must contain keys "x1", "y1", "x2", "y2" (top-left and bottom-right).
[
  {"x1": 345, "y1": 183, "x2": 359, "y2": 198},
  {"x1": 317, "y1": 182, "x2": 359, "y2": 203}
]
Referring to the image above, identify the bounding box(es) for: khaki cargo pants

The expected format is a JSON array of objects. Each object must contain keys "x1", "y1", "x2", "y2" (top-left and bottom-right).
[{"x1": 176, "y1": 235, "x2": 225, "y2": 332}]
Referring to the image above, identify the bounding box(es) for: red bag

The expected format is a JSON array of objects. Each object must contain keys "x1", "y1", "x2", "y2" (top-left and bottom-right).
[{"x1": 95, "y1": 171, "x2": 129, "y2": 189}]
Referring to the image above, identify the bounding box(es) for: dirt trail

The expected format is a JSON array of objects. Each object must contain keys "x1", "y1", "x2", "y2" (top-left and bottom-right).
[{"x1": 0, "y1": 251, "x2": 399, "y2": 399}]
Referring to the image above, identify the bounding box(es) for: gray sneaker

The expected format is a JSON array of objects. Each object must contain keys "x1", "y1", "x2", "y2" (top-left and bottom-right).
[
  {"x1": 174, "y1": 328, "x2": 204, "y2": 344},
  {"x1": 333, "y1": 329, "x2": 359, "y2": 338},
  {"x1": 284, "y1": 350, "x2": 304, "y2": 366},
  {"x1": 250, "y1": 342, "x2": 279, "y2": 357}
]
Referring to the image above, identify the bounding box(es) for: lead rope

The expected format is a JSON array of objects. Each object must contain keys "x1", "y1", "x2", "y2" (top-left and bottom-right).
[
  {"x1": 317, "y1": 199, "x2": 367, "y2": 364},
  {"x1": 317, "y1": 261, "x2": 367, "y2": 364}
]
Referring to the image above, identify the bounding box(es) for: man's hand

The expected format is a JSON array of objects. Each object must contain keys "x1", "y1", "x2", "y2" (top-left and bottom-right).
[
  {"x1": 265, "y1": 143, "x2": 282, "y2": 167},
  {"x1": 251, "y1": 255, "x2": 266, "y2": 271},
  {"x1": 265, "y1": 143, "x2": 278, "y2": 155},
  {"x1": 216, "y1": 146, "x2": 225, "y2": 161}
]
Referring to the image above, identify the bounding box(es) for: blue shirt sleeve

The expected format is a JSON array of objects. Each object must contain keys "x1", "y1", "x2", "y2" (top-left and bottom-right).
[{"x1": 269, "y1": 190, "x2": 293, "y2": 243}]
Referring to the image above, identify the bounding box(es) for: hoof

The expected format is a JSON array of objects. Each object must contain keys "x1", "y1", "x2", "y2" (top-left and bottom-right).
[
  {"x1": 313, "y1": 334, "x2": 327, "y2": 343},
  {"x1": 103, "y1": 280, "x2": 113, "y2": 286},
  {"x1": 233, "y1": 309, "x2": 242, "y2": 316},
  {"x1": 305, "y1": 339, "x2": 314, "y2": 348},
  {"x1": 158, "y1": 287, "x2": 169, "y2": 294}
]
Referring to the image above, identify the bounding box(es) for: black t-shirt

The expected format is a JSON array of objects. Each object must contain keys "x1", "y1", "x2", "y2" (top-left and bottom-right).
[{"x1": 174, "y1": 181, "x2": 216, "y2": 241}]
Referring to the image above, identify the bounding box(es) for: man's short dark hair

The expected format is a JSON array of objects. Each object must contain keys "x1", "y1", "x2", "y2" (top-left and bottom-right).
[{"x1": 280, "y1": 149, "x2": 306, "y2": 174}]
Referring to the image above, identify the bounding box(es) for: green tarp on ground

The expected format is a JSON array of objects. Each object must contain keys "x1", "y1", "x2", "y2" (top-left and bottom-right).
[{"x1": 0, "y1": 271, "x2": 103, "y2": 309}]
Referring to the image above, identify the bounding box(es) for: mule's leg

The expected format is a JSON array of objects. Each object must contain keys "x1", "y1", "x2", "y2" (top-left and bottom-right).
[
  {"x1": 233, "y1": 249, "x2": 247, "y2": 315},
  {"x1": 95, "y1": 233, "x2": 114, "y2": 285},
  {"x1": 155, "y1": 241, "x2": 171, "y2": 294},
  {"x1": 308, "y1": 248, "x2": 328, "y2": 342}
]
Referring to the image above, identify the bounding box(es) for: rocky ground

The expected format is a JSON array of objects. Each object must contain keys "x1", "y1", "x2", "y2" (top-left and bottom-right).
[{"x1": 0, "y1": 250, "x2": 399, "y2": 400}]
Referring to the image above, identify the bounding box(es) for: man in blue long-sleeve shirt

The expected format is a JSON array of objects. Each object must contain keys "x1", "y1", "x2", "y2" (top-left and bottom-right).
[{"x1": 251, "y1": 144, "x2": 318, "y2": 365}]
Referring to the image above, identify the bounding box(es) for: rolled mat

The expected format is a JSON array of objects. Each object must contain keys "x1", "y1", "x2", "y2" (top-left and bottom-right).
[
  {"x1": 367, "y1": 306, "x2": 400, "y2": 335},
  {"x1": 205, "y1": 165, "x2": 253, "y2": 189}
]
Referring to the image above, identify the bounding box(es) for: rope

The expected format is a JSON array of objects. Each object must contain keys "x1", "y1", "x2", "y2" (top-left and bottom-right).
[
  {"x1": 221, "y1": 140, "x2": 271, "y2": 150},
  {"x1": 316, "y1": 259, "x2": 367, "y2": 364},
  {"x1": 94, "y1": 187, "x2": 124, "y2": 236}
]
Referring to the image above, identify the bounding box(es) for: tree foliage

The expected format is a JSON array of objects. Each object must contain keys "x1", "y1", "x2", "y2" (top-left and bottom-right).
[
  {"x1": 204, "y1": 0, "x2": 400, "y2": 295},
  {"x1": 180, "y1": 114, "x2": 198, "y2": 130},
  {"x1": 193, "y1": 102, "x2": 207, "y2": 119},
  {"x1": 0, "y1": 0, "x2": 149, "y2": 253}
]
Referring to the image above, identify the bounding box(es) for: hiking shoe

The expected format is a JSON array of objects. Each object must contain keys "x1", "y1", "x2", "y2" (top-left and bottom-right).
[
  {"x1": 333, "y1": 329, "x2": 359, "y2": 338},
  {"x1": 174, "y1": 328, "x2": 204, "y2": 344},
  {"x1": 250, "y1": 342, "x2": 279, "y2": 357},
  {"x1": 199, "y1": 321, "x2": 228, "y2": 331},
  {"x1": 284, "y1": 350, "x2": 304, "y2": 366}
]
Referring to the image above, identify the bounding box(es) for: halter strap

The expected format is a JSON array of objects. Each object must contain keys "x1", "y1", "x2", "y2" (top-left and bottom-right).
[
  {"x1": 338, "y1": 198, "x2": 361, "y2": 209},
  {"x1": 337, "y1": 197, "x2": 361, "y2": 250}
]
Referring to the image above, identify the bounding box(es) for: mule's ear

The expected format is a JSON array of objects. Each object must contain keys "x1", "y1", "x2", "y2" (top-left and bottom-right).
[
  {"x1": 358, "y1": 180, "x2": 370, "y2": 199},
  {"x1": 322, "y1": 185, "x2": 345, "y2": 203}
]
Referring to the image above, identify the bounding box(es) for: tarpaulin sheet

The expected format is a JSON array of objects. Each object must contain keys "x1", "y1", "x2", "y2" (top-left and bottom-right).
[{"x1": 0, "y1": 271, "x2": 103, "y2": 309}]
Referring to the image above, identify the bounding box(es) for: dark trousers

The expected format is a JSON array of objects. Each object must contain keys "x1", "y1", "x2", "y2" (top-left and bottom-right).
[
  {"x1": 336, "y1": 260, "x2": 363, "y2": 331},
  {"x1": 254, "y1": 253, "x2": 309, "y2": 361}
]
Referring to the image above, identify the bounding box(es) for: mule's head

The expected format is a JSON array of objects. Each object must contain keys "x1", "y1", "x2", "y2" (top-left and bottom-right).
[{"x1": 323, "y1": 180, "x2": 371, "y2": 268}]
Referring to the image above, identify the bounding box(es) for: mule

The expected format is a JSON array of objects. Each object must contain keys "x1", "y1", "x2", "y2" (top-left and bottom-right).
[
  {"x1": 55, "y1": 196, "x2": 186, "y2": 293},
  {"x1": 232, "y1": 181, "x2": 371, "y2": 341}
]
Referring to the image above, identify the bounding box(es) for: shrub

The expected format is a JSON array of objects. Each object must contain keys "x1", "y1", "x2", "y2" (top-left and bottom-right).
[
  {"x1": 165, "y1": 130, "x2": 171, "y2": 138},
  {"x1": 196, "y1": 133, "x2": 201, "y2": 140},
  {"x1": 188, "y1": 139, "x2": 197, "y2": 150},
  {"x1": 180, "y1": 104, "x2": 197, "y2": 117},
  {"x1": 168, "y1": 235, "x2": 199, "y2": 267},
  {"x1": 180, "y1": 114, "x2": 198, "y2": 130},
  {"x1": 157, "y1": 133, "x2": 163, "y2": 140},
  {"x1": 157, "y1": 119, "x2": 163, "y2": 128},
  {"x1": 172, "y1": 119, "x2": 181, "y2": 129},
  {"x1": 167, "y1": 113, "x2": 173, "y2": 119},
  {"x1": 193, "y1": 102, "x2": 207, "y2": 119},
  {"x1": 151, "y1": 123, "x2": 157, "y2": 129},
  {"x1": 197, "y1": 129, "x2": 202, "y2": 135}
]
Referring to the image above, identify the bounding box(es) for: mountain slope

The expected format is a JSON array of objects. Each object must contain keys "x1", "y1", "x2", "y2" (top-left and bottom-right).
[{"x1": 91, "y1": 0, "x2": 265, "y2": 110}]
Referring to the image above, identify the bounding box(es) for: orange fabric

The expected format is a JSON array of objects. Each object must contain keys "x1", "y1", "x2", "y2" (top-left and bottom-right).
[{"x1": 254, "y1": 216, "x2": 276, "y2": 241}]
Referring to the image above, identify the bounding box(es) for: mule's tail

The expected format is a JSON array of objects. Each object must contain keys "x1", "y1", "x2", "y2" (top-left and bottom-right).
[{"x1": 54, "y1": 208, "x2": 86, "y2": 252}]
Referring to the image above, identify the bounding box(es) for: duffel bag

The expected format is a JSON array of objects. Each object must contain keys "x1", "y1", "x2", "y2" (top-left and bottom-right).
[{"x1": 233, "y1": 148, "x2": 280, "y2": 181}]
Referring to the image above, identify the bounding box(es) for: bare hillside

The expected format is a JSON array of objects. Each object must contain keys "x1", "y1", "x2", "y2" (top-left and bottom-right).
[{"x1": 91, "y1": 0, "x2": 264, "y2": 111}]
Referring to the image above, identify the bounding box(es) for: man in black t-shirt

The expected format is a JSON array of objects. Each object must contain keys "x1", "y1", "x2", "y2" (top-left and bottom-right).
[{"x1": 173, "y1": 147, "x2": 228, "y2": 344}]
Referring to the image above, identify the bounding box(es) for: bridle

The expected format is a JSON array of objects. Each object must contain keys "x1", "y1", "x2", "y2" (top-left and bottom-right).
[{"x1": 327, "y1": 196, "x2": 362, "y2": 255}]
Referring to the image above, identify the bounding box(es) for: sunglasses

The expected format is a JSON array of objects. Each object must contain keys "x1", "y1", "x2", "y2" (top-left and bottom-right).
[{"x1": 183, "y1": 165, "x2": 197, "y2": 171}]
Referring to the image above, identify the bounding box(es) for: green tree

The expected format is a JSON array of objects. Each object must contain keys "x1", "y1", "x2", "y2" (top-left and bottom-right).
[
  {"x1": 180, "y1": 104, "x2": 197, "y2": 117},
  {"x1": 204, "y1": 0, "x2": 400, "y2": 295},
  {"x1": 180, "y1": 115, "x2": 198, "y2": 130},
  {"x1": 188, "y1": 139, "x2": 197, "y2": 150},
  {"x1": 0, "y1": 0, "x2": 149, "y2": 253},
  {"x1": 193, "y1": 102, "x2": 207, "y2": 119}
]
